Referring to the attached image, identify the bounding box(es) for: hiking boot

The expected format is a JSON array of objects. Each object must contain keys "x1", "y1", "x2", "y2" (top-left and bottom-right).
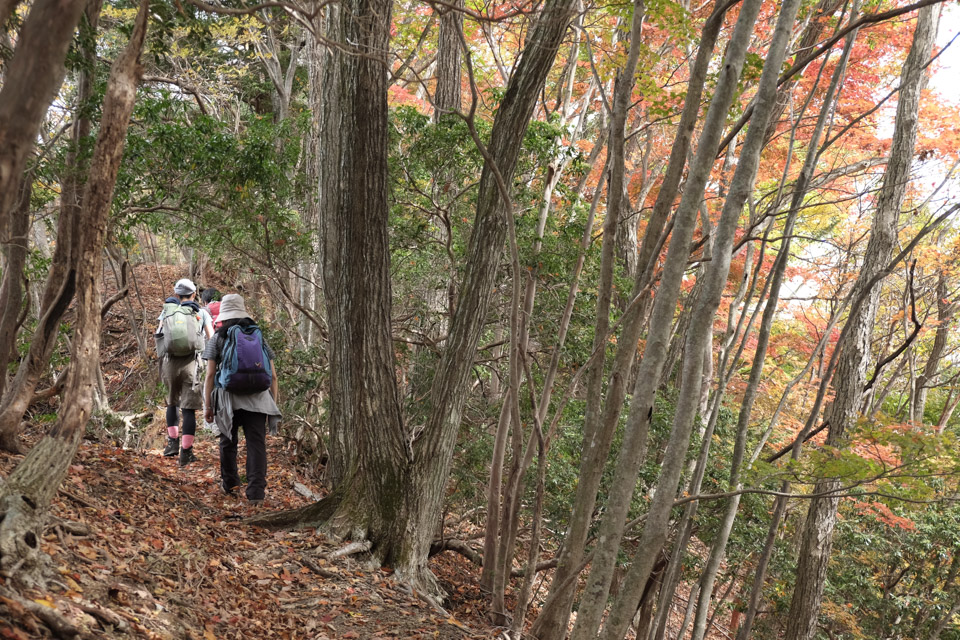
[
  {"x1": 179, "y1": 446, "x2": 197, "y2": 467},
  {"x1": 219, "y1": 480, "x2": 237, "y2": 496},
  {"x1": 163, "y1": 436, "x2": 180, "y2": 457}
]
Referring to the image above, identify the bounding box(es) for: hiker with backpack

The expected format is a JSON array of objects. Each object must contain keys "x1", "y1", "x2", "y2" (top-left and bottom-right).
[
  {"x1": 202, "y1": 294, "x2": 280, "y2": 504},
  {"x1": 155, "y1": 278, "x2": 214, "y2": 466}
]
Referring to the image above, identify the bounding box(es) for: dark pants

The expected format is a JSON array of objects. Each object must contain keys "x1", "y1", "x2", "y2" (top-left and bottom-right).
[{"x1": 218, "y1": 409, "x2": 267, "y2": 500}]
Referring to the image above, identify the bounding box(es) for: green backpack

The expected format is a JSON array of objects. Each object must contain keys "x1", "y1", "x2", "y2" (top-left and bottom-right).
[{"x1": 161, "y1": 302, "x2": 203, "y2": 357}]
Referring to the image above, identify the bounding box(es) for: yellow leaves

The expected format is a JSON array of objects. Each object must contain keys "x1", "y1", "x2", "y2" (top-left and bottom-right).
[
  {"x1": 63, "y1": 576, "x2": 83, "y2": 593},
  {"x1": 446, "y1": 616, "x2": 469, "y2": 630},
  {"x1": 100, "y1": 5, "x2": 138, "y2": 21},
  {"x1": 32, "y1": 598, "x2": 56, "y2": 609}
]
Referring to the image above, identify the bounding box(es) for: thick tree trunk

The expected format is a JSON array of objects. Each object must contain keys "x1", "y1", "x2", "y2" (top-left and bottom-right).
[
  {"x1": 784, "y1": 7, "x2": 939, "y2": 640},
  {"x1": 0, "y1": 0, "x2": 85, "y2": 250},
  {"x1": 434, "y1": 0, "x2": 462, "y2": 117},
  {"x1": 313, "y1": 0, "x2": 414, "y2": 569},
  {"x1": 530, "y1": 6, "x2": 728, "y2": 636},
  {"x1": 314, "y1": 0, "x2": 354, "y2": 488},
  {"x1": 0, "y1": 0, "x2": 148, "y2": 584},
  {"x1": 0, "y1": 0, "x2": 102, "y2": 452}
]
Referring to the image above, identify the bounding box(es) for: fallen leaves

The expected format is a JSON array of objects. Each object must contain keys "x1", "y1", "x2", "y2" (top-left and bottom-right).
[{"x1": 0, "y1": 434, "x2": 492, "y2": 639}]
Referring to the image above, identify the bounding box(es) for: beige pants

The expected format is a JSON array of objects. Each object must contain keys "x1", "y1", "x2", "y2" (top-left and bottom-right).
[{"x1": 161, "y1": 354, "x2": 202, "y2": 410}]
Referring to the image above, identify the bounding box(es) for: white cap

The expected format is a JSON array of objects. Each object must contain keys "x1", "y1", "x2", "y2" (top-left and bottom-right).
[{"x1": 174, "y1": 278, "x2": 197, "y2": 295}]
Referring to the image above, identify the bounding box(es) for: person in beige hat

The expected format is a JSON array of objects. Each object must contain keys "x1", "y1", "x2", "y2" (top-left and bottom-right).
[{"x1": 201, "y1": 294, "x2": 281, "y2": 503}]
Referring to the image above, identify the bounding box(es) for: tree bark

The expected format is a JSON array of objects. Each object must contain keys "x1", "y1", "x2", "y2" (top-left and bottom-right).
[
  {"x1": 689, "y1": 2, "x2": 857, "y2": 636},
  {"x1": 313, "y1": 0, "x2": 354, "y2": 488},
  {"x1": 0, "y1": 0, "x2": 148, "y2": 583},
  {"x1": 403, "y1": 0, "x2": 577, "y2": 594},
  {"x1": 0, "y1": 0, "x2": 85, "y2": 252},
  {"x1": 0, "y1": 173, "x2": 31, "y2": 398},
  {"x1": 784, "y1": 7, "x2": 939, "y2": 640},
  {"x1": 434, "y1": 0, "x2": 462, "y2": 117},
  {"x1": 762, "y1": 0, "x2": 844, "y2": 144},
  {"x1": 314, "y1": 0, "x2": 413, "y2": 570}
]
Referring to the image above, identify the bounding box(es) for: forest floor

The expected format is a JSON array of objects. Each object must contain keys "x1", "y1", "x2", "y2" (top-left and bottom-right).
[{"x1": 0, "y1": 430, "x2": 495, "y2": 640}]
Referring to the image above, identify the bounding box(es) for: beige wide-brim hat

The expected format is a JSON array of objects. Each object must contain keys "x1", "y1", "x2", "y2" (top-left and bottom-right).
[{"x1": 216, "y1": 293, "x2": 252, "y2": 323}]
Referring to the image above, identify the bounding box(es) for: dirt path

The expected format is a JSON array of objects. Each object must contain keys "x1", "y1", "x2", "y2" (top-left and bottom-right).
[{"x1": 0, "y1": 434, "x2": 489, "y2": 639}]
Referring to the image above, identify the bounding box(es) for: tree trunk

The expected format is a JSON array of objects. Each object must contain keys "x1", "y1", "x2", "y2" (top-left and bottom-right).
[
  {"x1": 434, "y1": 0, "x2": 462, "y2": 117},
  {"x1": 255, "y1": 0, "x2": 578, "y2": 598},
  {"x1": 784, "y1": 7, "x2": 939, "y2": 640},
  {"x1": 0, "y1": 0, "x2": 148, "y2": 584},
  {"x1": 762, "y1": 0, "x2": 844, "y2": 144},
  {"x1": 530, "y1": 5, "x2": 728, "y2": 636},
  {"x1": 0, "y1": 0, "x2": 101, "y2": 452},
  {"x1": 313, "y1": 0, "x2": 413, "y2": 571},
  {"x1": 689, "y1": 2, "x2": 857, "y2": 635},
  {"x1": 313, "y1": 0, "x2": 354, "y2": 488},
  {"x1": 0, "y1": 0, "x2": 85, "y2": 254},
  {"x1": 0, "y1": 174, "x2": 31, "y2": 398},
  {"x1": 938, "y1": 386, "x2": 960, "y2": 433},
  {"x1": 401, "y1": 0, "x2": 577, "y2": 594},
  {"x1": 912, "y1": 272, "x2": 952, "y2": 423},
  {"x1": 301, "y1": 5, "x2": 325, "y2": 350}
]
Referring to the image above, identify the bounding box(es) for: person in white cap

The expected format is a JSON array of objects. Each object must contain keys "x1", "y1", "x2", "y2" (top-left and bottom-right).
[{"x1": 155, "y1": 278, "x2": 213, "y2": 466}]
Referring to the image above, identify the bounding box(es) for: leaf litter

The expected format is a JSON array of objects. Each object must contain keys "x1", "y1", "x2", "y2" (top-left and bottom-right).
[{"x1": 0, "y1": 434, "x2": 495, "y2": 639}]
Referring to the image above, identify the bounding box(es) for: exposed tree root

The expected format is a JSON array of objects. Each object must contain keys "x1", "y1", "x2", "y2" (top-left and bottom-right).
[
  {"x1": 429, "y1": 538, "x2": 483, "y2": 564},
  {"x1": 325, "y1": 540, "x2": 372, "y2": 559},
  {"x1": 76, "y1": 599, "x2": 129, "y2": 632},
  {"x1": 428, "y1": 538, "x2": 557, "y2": 577},
  {"x1": 0, "y1": 493, "x2": 46, "y2": 587},
  {"x1": 247, "y1": 489, "x2": 450, "y2": 601},
  {"x1": 0, "y1": 584, "x2": 79, "y2": 638},
  {"x1": 394, "y1": 576, "x2": 448, "y2": 617},
  {"x1": 298, "y1": 554, "x2": 338, "y2": 578},
  {"x1": 245, "y1": 491, "x2": 342, "y2": 529}
]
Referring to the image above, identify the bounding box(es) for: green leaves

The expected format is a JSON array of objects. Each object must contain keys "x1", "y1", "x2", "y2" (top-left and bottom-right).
[{"x1": 117, "y1": 93, "x2": 313, "y2": 269}]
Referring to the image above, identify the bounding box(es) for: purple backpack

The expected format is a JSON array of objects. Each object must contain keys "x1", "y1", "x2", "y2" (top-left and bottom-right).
[{"x1": 217, "y1": 325, "x2": 272, "y2": 393}]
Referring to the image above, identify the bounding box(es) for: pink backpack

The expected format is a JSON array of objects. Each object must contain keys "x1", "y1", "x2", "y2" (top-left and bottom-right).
[{"x1": 208, "y1": 301, "x2": 222, "y2": 329}]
